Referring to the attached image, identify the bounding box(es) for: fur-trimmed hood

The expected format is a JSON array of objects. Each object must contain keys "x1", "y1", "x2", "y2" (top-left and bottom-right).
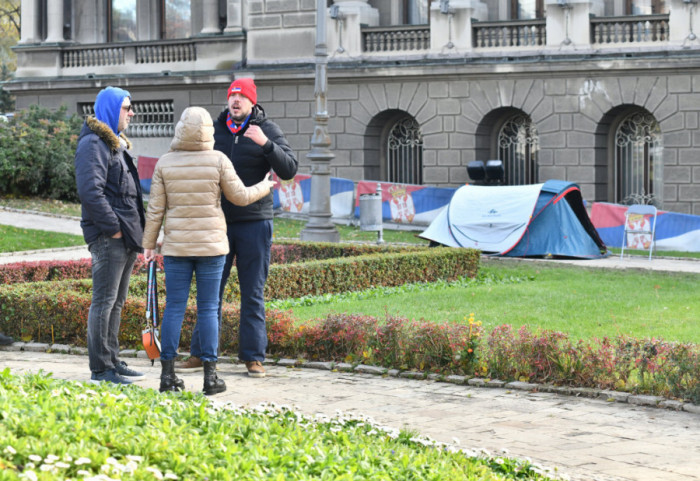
[{"x1": 84, "y1": 116, "x2": 132, "y2": 151}]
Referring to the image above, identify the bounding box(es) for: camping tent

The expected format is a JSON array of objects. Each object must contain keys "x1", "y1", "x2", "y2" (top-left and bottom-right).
[{"x1": 419, "y1": 180, "x2": 608, "y2": 258}]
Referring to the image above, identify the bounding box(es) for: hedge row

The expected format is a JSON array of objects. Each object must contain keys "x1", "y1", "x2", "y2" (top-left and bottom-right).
[
  {"x1": 0, "y1": 246, "x2": 479, "y2": 348},
  {"x1": 0, "y1": 278, "x2": 292, "y2": 354},
  {"x1": 0, "y1": 241, "x2": 422, "y2": 285}
]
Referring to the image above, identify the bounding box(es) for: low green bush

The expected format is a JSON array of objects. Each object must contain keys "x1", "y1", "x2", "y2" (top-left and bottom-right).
[
  {"x1": 0, "y1": 245, "x2": 476, "y2": 351},
  {"x1": 258, "y1": 247, "x2": 479, "y2": 301},
  {"x1": 0, "y1": 373, "x2": 555, "y2": 481},
  {"x1": 0, "y1": 278, "x2": 293, "y2": 355},
  {"x1": 267, "y1": 313, "x2": 700, "y2": 404},
  {"x1": 0, "y1": 241, "x2": 423, "y2": 285},
  {"x1": 0, "y1": 105, "x2": 83, "y2": 202}
]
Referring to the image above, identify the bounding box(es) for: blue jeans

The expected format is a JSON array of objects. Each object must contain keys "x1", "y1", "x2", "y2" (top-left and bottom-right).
[
  {"x1": 160, "y1": 255, "x2": 225, "y2": 362},
  {"x1": 190, "y1": 220, "x2": 272, "y2": 362},
  {"x1": 87, "y1": 235, "x2": 138, "y2": 373}
]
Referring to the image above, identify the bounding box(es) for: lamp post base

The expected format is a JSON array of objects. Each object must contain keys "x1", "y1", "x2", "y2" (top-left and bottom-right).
[{"x1": 300, "y1": 224, "x2": 341, "y2": 242}]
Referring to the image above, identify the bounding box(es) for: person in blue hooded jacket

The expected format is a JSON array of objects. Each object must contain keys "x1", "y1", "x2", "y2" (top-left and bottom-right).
[{"x1": 75, "y1": 86, "x2": 146, "y2": 385}]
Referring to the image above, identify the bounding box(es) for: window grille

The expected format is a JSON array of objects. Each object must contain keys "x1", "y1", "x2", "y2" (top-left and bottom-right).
[
  {"x1": 386, "y1": 117, "x2": 423, "y2": 185},
  {"x1": 497, "y1": 114, "x2": 539, "y2": 185},
  {"x1": 614, "y1": 112, "x2": 663, "y2": 206},
  {"x1": 79, "y1": 100, "x2": 175, "y2": 138}
]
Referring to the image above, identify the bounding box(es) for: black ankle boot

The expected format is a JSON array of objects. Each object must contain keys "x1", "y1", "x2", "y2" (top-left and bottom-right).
[
  {"x1": 160, "y1": 359, "x2": 185, "y2": 393},
  {"x1": 203, "y1": 361, "x2": 226, "y2": 395}
]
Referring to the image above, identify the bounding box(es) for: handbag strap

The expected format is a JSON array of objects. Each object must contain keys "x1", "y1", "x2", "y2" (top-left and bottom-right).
[{"x1": 146, "y1": 260, "x2": 159, "y2": 329}]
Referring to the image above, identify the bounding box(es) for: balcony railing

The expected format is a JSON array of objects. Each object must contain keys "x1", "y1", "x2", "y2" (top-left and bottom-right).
[
  {"x1": 591, "y1": 14, "x2": 669, "y2": 45},
  {"x1": 362, "y1": 25, "x2": 430, "y2": 53},
  {"x1": 136, "y1": 43, "x2": 196, "y2": 64},
  {"x1": 62, "y1": 39, "x2": 197, "y2": 69},
  {"x1": 473, "y1": 19, "x2": 547, "y2": 48},
  {"x1": 63, "y1": 46, "x2": 125, "y2": 68}
]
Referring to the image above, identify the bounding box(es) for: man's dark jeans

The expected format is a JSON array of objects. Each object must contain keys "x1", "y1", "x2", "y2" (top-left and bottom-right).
[
  {"x1": 87, "y1": 235, "x2": 138, "y2": 373},
  {"x1": 190, "y1": 219, "x2": 273, "y2": 362}
]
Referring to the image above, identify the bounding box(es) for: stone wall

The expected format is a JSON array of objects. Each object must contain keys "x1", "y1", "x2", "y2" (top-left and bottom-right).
[{"x1": 11, "y1": 61, "x2": 700, "y2": 215}]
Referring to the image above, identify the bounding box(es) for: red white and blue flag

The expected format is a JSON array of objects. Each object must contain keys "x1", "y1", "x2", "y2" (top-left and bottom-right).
[{"x1": 591, "y1": 202, "x2": 700, "y2": 252}]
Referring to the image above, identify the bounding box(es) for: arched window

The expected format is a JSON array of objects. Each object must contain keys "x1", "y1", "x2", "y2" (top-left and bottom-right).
[
  {"x1": 386, "y1": 116, "x2": 423, "y2": 184},
  {"x1": 497, "y1": 114, "x2": 539, "y2": 185},
  {"x1": 614, "y1": 112, "x2": 663, "y2": 205}
]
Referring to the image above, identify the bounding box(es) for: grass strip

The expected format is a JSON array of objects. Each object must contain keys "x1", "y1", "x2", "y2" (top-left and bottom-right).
[{"x1": 0, "y1": 225, "x2": 85, "y2": 252}]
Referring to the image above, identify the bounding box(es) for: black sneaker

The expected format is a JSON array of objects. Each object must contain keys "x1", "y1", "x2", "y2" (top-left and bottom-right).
[
  {"x1": 90, "y1": 369, "x2": 133, "y2": 385},
  {"x1": 115, "y1": 361, "x2": 146, "y2": 380},
  {"x1": 0, "y1": 333, "x2": 14, "y2": 346}
]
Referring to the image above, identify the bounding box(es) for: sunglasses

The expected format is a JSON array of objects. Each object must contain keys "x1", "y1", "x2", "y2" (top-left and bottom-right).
[{"x1": 122, "y1": 104, "x2": 133, "y2": 112}]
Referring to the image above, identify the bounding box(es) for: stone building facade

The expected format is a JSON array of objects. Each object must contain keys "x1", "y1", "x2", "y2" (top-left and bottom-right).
[{"x1": 7, "y1": 0, "x2": 700, "y2": 214}]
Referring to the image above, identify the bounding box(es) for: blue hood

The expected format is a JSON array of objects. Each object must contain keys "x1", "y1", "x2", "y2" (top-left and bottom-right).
[{"x1": 94, "y1": 86, "x2": 131, "y2": 135}]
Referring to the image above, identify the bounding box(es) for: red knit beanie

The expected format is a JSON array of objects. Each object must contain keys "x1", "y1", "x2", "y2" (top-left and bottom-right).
[{"x1": 227, "y1": 78, "x2": 257, "y2": 104}]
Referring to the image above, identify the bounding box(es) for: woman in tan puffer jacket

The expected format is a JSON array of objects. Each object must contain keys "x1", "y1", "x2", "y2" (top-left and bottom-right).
[{"x1": 143, "y1": 106, "x2": 275, "y2": 396}]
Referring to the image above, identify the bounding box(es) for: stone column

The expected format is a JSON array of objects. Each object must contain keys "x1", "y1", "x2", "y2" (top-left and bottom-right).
[
  {"x1": 544, "y1": 0, "x2": 596, "y2": 49},
  {"x1": 200, "y1": 0, "x2": 221, "y2": 34},
  {"x1": 331, "y1": 0, "x2": 378, "y2": 26},
  {"x1": 224, "y1": 0, "x2": 243, "y2": 34},
  {"x1": 44, "y1": 0, "x2": 65, "y2": 43},
  {"x1": 430, "y1": 0, "x2": 487, "y2": 52},
  {"x1": 136, "y1": 0, "x2": 159, "y2": 41},
  {"x1": 20, "y1": 0, "x2": 40, "y2": 44},
  {"x1": 327, "y1": 5, "x2": 363, "y2": 56},
  {"x1": 668, "y1": 0, "x2": 700, "y2": 47}
]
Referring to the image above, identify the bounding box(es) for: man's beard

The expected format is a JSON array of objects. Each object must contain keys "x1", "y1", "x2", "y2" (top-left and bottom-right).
[{"x1": 229, "y1": 108, "x2": 250, "y2": 123}]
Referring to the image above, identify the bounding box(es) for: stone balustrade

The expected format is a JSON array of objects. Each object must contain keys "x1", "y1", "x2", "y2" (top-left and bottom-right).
[
  {"x1": 472, "y1": 19, "x2": 547, "y2": 49},
  {"x1": 361, "y1": 25, "x2": 431, "y2": 53},
  {"x1": 591, "y1": 14, "x2": 669, "y2": 45}
]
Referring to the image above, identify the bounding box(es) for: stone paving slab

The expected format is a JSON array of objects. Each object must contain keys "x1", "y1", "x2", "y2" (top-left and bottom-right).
[{"x1": 1, "y1": 350, "x2": 698, "y2": 481}]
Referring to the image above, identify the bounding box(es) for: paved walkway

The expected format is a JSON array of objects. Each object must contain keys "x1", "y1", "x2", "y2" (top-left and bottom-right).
[{"x1": 1, "y1": 207, "x2": 700, "y2": 481}]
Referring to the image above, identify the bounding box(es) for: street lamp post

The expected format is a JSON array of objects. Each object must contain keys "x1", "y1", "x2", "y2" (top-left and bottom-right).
[{"x1": 300, "y1": 0, "x2": 340, "y2": 242}]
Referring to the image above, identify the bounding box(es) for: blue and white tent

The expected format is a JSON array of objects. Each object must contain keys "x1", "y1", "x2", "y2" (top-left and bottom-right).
[{"x1": 420, "y1": 180, "x2": 608, "y2": 258}]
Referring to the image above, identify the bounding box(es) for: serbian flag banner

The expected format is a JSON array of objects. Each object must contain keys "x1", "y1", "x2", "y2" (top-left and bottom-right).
[
  {"x1": 355, "y1": 181, "x2": 457, "y2": 226},
  {"x1": 591, "y1": 202, "x2": 700, "y2": 252}
]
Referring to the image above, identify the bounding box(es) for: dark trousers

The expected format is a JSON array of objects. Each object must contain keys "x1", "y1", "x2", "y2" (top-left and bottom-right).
[
  {"x1": 190, "y1": 219, "x2": 272, "y2": 362},
  {"x1": 87, "y1": 235, "x2": 138, "y2": 373}
]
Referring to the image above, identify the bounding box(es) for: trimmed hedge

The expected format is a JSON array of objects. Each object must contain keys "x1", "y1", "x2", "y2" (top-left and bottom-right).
[
  {"x1": 0, "y1": 278, "x2": 293, "y2": 354},
  {"x1": 0, "y1": 243, "x2": 479, "y2": 351},
  {"x1": 0, "y1": 241, "x2": 423, "y2": 285}
]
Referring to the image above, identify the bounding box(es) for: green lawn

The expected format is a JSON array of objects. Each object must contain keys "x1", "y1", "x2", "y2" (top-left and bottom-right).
[
  {"x1": 275, "y1": 217, "x2": 427, "y2": 244},
  {"x1": 283, "y1": 260, "x2": 700, "y2": 344},
  {"x1": 0, "y1": 224, "x2": 85, "y2": 252}
]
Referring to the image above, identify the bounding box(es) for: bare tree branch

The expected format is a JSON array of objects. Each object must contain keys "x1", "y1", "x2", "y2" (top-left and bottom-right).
[{"x1": 0, "y1": 1, "x2": 20, "y2": 37}]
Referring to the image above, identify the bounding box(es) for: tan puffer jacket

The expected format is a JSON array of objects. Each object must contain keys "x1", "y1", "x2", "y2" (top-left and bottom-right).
[{"x1": 142, "y1": 107, "x2": 271, "y2": 257}]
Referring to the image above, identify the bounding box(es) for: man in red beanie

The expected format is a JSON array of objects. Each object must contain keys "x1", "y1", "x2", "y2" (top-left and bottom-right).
[{"x1": 177, "y1": 77, "x2": 298, "y2": 378}]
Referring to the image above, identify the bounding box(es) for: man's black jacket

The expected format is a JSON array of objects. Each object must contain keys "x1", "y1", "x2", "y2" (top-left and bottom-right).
[{"x1": 214, "y1": 105, "x2": 298, "y2": 223}]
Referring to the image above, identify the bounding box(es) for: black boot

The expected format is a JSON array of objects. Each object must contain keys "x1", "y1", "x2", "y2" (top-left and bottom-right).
[
  {"x1": 203, "y1": 361, "x2": 226, "y2": 395},
  {"x1": 160, "y1": 359, "x2": 185, "y2": 393}
]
